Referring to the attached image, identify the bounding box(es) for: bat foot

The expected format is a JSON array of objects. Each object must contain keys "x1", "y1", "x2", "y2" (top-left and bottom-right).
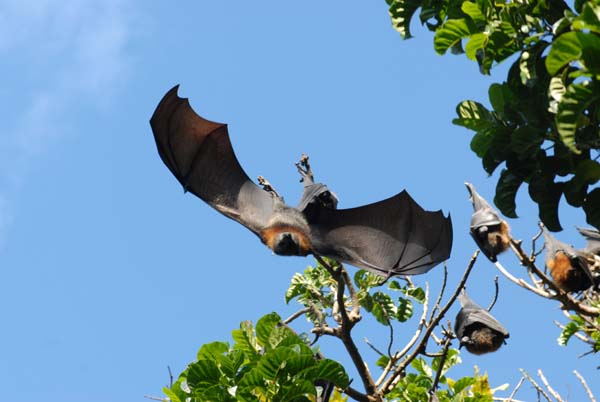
[
  {"x1": 295, "y1": 154, "x2": 314, "y2": 184},
  {"x1": 257, "y1": 175, "x2": 282, "y2": 199}
]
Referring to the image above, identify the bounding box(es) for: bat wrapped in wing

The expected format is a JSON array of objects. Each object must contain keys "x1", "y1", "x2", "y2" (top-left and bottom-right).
[{"x1": 150, "y1": 85, "x2": 453, "y2": 277}]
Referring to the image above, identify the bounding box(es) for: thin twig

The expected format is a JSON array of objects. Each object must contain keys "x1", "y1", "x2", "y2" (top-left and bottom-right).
[
  {"x1": 364, "y1": 337, "x2": 386, "y2": 357},
  {"x1": 168, "y1": 366, "x2": 173, "y2": 388},
  {"x1": 537, "y1": 370, "x2": 564, "y2": 402},
  {"x1": 487, "y1": 276, "x2": 499, "y2": 311},
  {"x1": 506, "y1": 376, "x2": 525, "y2": 402},
  {"x1": 429, "y1": 264, "x2": 448, "y2": 323},
  {"x1": 284, "y1": 307, "x2": 310, "y2": 325},
  {"x1": 143, "y1": 396, "x2": 164, "y2": 401},
  {"x1": 375, "y1": 283, "x2": 430, "y2": 387},
  {"x1": 494, "y1": 261, "x2": 552, "y2": 298},
  {"x1": 428, "y1": 337, "x2": 452, "y2": 397},
  {"x1": 574, "y1": 370, "x2": 596, "y2": 402},
  {"x1": 519, "y1": 369, "x2": 551, "y2": 402}
]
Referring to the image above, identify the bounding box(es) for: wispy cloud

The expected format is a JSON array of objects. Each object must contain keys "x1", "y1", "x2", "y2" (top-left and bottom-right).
[{"x1": 0, "y1": 0, "x2": 134, "y2": 243}]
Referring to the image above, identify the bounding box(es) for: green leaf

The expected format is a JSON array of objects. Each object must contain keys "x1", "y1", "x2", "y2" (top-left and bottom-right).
[
  {"x1": 256, "y1": 312, "x2": 281, "y2": 348},
  {"x1": 376, "y1": 355, "x2": 390, "y2": 368},
  {"x1": 576, "y1": 160, "x2": 600, "y2": 184},
  {"x1": 197, "y1": 341, "x2": 229, "y2": 361},
  {"x1": 405, "y1": 286, "x2": 426, "y2": 303},
  {"x1": 434, "y1": 19, "x2": 475, "y2": 55},
  {"x1": 461, "y1": 2, "x2": 486, "y2": 25},
  {"x1": 556, "y1": 81, "x2": 600, "y2": 153},
  {"x1": 465, "y1": 32, "x2": 489, "y2": 61},
  {"x1": 519, "y1": 42, "x2": 549, "y2": 87},
  {"x1": 388, "y1": 0, "x2": 422, "y2": 39},
  {"x1": 558, "y1": 321, "x2": 581, "y2": 346},
  {"x1": 528, "y1": 175, "x2": 564, "y2": 231},
  {"x1": 510, "y1": 126, "x2": 545, "y2": 158},
  {"x1": 452, "y1": 376, "x2": 476, "y2": 394},
  {"x1": 411, "y1": 357, "x2": 433, "y2": 378},
  {"x1": 308, "y1": 359, "x2": 350, "y2": 388},
  {"x1": 396, "y1": 297, "x2": 414, "y2": 322},
  {"x1": 232, "y1": 321, "x2": 260, "y2": 358},
  {"x1": 453, "y1": 100, "x2": 497, "y2": 131},
  {"x1": 370, "y1": 291, "x2": 397, "y2": 324},
  {"x1": 546, "y1": 31, "x2": 600, "y2": 75},
  {"x1": 583, "y1": 188, "x2": 600, "y2": 230},
  {"x1": 494, "y1": 169, "x2": 522, "y2": 218},
  {"x1": 573, "y1": 3, "x2": 600, "y2": 34},
  {"x1": 187, "y1": 359, "x2": 222, "y2": 388}
]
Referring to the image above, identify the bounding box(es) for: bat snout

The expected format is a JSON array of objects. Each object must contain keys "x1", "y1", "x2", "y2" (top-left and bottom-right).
[{"x1": 273, "y1": 232, "x2": 302, "y2": 256}]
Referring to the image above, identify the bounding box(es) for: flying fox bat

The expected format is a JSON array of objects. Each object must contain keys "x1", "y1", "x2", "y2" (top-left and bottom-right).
[
  {"x1": 149, "y1": 85, "x2": 453, "y2": 277},
  {"x1": 454, "y1": 291, "x2": 509, "y2": 355},
  {"x1": 465, "y1": 182, "x2": 510, "y2": 262},
  {"x1": 543, "y1": 229, "x2": 597, "y2": 292},
  {"x1": 577, "y1": 227, "x2": 600, "y2": 256}
]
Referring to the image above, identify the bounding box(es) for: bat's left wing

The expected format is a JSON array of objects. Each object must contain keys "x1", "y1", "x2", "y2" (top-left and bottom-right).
[
  {"x1": 577, "y1": 227, "x2": 600, "y2": 255},
  {"x1": 309, "y1": 191, "x2": 452, "y2": 276}
]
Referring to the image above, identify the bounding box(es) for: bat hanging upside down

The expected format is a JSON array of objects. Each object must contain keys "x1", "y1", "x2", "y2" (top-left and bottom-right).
[
  {"x1": 454, "y1": 291, "x2": 509, "y2": 355},
  {"x1": 465, "y1": 182, "x2": 510, "y2": 262},
  {"x1": 149, "y1": 85, "x2": 453, "y2": 277},
  {"x1": 543, "y1": 228, "x2": 598, "y2": 293}
]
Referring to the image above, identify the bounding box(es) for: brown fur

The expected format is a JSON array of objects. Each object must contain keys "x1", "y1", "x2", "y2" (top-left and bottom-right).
[
  {"x1": 487, "y1": 221, "x2": 510, "y2": 254},
  {"x1": 260, "y1": 225, "x2": 312, "y2": 255},
  {"x1": 465, "y1": 326, "x2": 504, "y2": 355},
  {"x1": 547, "y1": 251, "x2": 590, "y2": 292}
]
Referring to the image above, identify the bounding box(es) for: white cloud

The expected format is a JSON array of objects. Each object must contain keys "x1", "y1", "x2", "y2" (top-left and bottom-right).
[{"x1": 0, "y1": 0, "x2": 134, "y2": 239}]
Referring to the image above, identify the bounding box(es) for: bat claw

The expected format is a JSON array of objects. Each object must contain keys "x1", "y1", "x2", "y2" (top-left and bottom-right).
[
  {"x1": 257, "y1": 175, "x2": 282, "y2": 199},
  {"x1": 296, "y1": 154, "x2": 314, "y2": 184}
]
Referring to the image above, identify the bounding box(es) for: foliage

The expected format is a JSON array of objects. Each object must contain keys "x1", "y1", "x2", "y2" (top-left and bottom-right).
[
  {"x1": 161, "y1": 260, "x2": 509, "y2": 401},
  {"x1": 163, "y1": 311, "x2": 350, "y2": 402},
  {"x1": 386, "y1": 0, "x2": 600, "y2": 231}
]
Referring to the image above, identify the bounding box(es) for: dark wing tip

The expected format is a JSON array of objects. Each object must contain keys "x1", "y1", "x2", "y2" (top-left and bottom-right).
[{"x1": 150, "y1": 84, "x2": 182, "y2": 125}]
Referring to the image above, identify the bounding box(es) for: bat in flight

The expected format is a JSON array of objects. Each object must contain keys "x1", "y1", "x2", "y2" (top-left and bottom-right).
[
  {"x1": 454, "y1": 291, "x2": 509, "y2": 355},
  {"x1": 543, "y1": 228, "x2": 598, "y2": 292},
  {"x1": 149, "y1": 85, "x2": 453, "y2": 277},
  {"x1": 465, "y1": 182, "x2": 510, "y2": 262}
]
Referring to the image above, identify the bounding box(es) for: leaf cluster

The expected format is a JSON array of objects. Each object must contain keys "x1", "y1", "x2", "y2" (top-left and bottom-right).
[
  {"x1": 163, "y1": 312, "x2": 349, "y2": 402},
  {"x1": 386, "y1": 0, "x2": 600, "y2": 231}
]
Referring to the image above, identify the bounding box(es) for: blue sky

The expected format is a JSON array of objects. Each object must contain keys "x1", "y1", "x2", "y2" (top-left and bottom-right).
[{"x1": 1, "y1": 1, "x2": 597, "y2": 401}]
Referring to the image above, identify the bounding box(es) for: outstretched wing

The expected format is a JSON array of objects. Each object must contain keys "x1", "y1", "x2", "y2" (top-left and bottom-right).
[
  {"x1": 309, "y1": 191, "x2": 452, "y2": 276},
  {"x1": 150, "y1": 85, "x2": 274, "y2": 235}
]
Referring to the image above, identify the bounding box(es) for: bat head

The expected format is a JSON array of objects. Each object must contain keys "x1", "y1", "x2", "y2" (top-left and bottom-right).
[
  {"x1": 261, "y1": 225, "x2": 312, "y2": 256},
  {"x1": 460, "y1": 325, "x2": 507, "y2": 355}
]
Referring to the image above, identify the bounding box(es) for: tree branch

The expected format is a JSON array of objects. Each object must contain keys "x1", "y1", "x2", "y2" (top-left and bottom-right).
[{"x1": 574, "y1": 370, "x2": 596, "y2": 402}]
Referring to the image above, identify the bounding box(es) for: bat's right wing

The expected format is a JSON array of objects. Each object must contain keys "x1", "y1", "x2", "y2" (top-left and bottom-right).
[
  {"x1": 150, "y1": 85, "x2": 274, "y2": 235},
  {"x1": 309, "y1": 191, "x2": 452, "y2": 276}
]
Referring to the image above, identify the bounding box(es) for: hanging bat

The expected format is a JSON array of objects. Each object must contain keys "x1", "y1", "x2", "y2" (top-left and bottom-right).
[
  {"x1": 454, "y1": 291, "x2": 509, "y2": 355},
  {"x1": 543, "y1": 228, "x2": 597, "y2": 292},
  {"x1": 149, "y1": 85, "x2": 453, "y2": 277},
  {"x1": 465, "y1": 182, "x2": 510, "y2": 262},
  {"x1": 577, "y1": 227, "x2": 600, "y2": 256}
]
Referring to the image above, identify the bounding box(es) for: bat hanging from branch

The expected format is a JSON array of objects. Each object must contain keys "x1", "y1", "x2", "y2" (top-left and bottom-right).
[
  {"x1": 543, "y1": 228, "x2": 598, "y2": 292},
  {"x1": 454, "y1": 291, "x2": 509, "y2": 355},
  {"x1": 465, "y1": 182, "x2": 510, "y2": 262},
  {"x1": 149, "y1": 85, "x2": 453, "y2": 277}
]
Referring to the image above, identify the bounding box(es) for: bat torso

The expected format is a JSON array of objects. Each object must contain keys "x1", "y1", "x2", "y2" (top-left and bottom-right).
[{"x1": 547, "y1": 251, "x2": 592, "y2": 292}]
